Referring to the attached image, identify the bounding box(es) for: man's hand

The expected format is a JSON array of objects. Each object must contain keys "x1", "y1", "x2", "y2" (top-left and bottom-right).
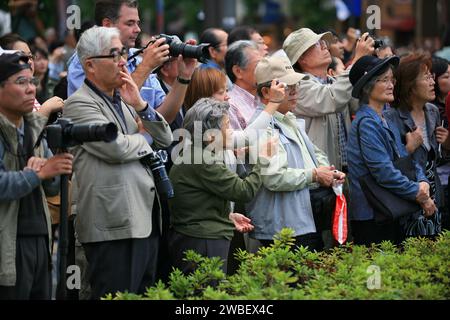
[
  {"x1": 119, "y1": 65, "x2": 147, "y2": 111},
  {"x1": 352, "y1": 32, "x2": 375, "y2": 63},
  {"x1": 313, "y1": 166, "x2": 345, "y2": 187},
  {"x1": 229, "y1": 213, "x2": 254, "y2": 233},
  {"x1": 176, "y1": 39, "x2": 198, "y2": 80},
  {"x1": 140, "y1": 37, "x2": 170, "y2": 72},
  {"x1": 26, "y1": 157, "x2": 47, "y2": 172},
  {"x1": 38, "y1": 96, "x2": 65, "y2": 118},
  {"x1": 36, "y1": 153, "x2": 73, "y2": 180}
]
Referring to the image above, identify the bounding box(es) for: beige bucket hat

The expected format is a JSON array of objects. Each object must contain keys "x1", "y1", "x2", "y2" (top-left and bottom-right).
[{"x1": 282, "y1": 28, "x2": 334, "y2": 65}]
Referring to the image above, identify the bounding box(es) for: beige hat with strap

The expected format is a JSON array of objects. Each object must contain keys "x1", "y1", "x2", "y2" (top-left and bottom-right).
[{"x1": 282, "y1": 28, "x2": 334, "y2": 65}]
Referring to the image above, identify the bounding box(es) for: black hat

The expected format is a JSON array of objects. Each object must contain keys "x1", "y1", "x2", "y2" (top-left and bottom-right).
[
  {"x1": 350, "y1": 55, "x2": 399, "y2": 99},
  {"x1": 0, "y1": 53, "x2": 32, "y2": 84}
]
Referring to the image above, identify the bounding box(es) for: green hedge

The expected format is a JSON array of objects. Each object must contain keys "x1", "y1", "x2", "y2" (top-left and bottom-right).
[{"x1": 105, "y1": 229, "x2": 450, "y2": 300}]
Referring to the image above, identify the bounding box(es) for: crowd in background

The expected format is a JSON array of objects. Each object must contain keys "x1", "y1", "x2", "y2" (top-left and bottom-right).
[{"x1": 0, "y1": 0, "x2": 450, "y2": 300}]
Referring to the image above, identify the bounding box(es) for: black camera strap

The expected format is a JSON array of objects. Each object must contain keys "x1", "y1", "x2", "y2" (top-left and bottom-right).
[{"x1": 85, "y1": 79, "x2": 128, "y2": 134}]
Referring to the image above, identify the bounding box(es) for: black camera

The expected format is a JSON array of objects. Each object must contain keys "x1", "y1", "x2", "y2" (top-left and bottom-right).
[
  {"x1": 374, "y1": 39, "x2": 385, "y2": 49},
  {"x1": 46, "y1": 118, "x2": 118, "y2": 149},
  {"x1": 157, "y1": 34, "x2": 210, "y2": 63},
  {"x1": 140, "y1": 150, "x2": 174, "y2": 200},
  {"x1": 129, "y1": 34, "x2": 210, "y2": 63}
]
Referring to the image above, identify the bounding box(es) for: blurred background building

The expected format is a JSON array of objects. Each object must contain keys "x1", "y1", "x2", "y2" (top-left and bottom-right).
[{"x1": 1, "y1": 0, "x2": 449, "y2": 53}]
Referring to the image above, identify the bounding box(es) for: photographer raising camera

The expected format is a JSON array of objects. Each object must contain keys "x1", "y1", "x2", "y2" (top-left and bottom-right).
[{"x1": 63, "y1": 26, "x2": 173, "y2": 300}]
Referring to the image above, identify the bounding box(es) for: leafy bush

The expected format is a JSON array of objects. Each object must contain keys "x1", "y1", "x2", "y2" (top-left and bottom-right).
[{"x1": 105, "y1": 229, "x2": 450, "y2": 300}]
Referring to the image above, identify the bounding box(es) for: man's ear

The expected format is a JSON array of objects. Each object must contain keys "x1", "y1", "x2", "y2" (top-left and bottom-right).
[
  {"x1": 232, "y1": 65, "x2": 242, "y2": 80},
  {"x1": 261, "y1": 86, "x2": 271, "y2": 99},
  {"x1": 208, "y1": 46, "x2": 216, "y2": 60},
  {"x1": 102, "y1": 18, "x2": 113, "y2": 27},
  {"x1": 84, "y1": 60, "x2": 96, "y2": 75}
]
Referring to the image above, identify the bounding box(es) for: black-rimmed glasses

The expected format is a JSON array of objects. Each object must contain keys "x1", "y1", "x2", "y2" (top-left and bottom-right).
[{"x1": 87, "y1": 47, "x2": 128, "y2": 63}]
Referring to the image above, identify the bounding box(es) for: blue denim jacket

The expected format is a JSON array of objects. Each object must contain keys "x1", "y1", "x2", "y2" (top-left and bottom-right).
[{"x1": 347, "y1": 105, "x2": 427, "y2": 221}]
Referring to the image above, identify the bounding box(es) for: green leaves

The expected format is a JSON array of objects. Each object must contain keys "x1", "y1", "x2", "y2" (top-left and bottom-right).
[{"x1": 107, "y1": 230, "x2": 450, "y2": 300}]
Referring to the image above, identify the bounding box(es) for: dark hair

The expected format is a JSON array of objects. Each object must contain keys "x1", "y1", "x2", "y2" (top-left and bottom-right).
[
  {"x1": 442, "y1": 26, "x2": 450, "y2": 48},
  {"x1": 227, "y1": 25, "x2": 257, "y2": 45},
  {"x1": 75, "y1": 21, "x2": 96, "y2": 42},
  {"x1": 199, "y1": 28, "x2": 222, "y2": 59},
  {"x1": 393, "y1": 52, "x2": 432, "y2": 111},
  {"x1": 328, "y1": 57, "x2": 338, "y2": 72},
  {"x1": 95, "y1": 0, "x2": 138, "y2": 26},
  {"x1": 0, "y1": 33, "x2": 27, "y2": 50},
  {"x1": 432, "y1": 56, "x2": 450, "y2": 100}
]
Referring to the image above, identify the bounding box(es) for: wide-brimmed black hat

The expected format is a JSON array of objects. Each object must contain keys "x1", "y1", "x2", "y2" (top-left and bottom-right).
[
  {"x1": 0, "y1": 52, "x2": 31, "y2": 84},
  {"x1": 350, "y1": 55, "x2": 400, "y2": 99}
]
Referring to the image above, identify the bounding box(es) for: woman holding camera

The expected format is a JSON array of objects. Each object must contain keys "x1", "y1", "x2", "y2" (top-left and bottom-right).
[
  {"x1": 347, "y1": 55, "x2": 434, "y2": 246},
  {"x1": 168, "y1": 98, "x2": 276, "y2": 274},
  {"x1": 384, "y1": 53, "x2": 450, "y2": 233}
]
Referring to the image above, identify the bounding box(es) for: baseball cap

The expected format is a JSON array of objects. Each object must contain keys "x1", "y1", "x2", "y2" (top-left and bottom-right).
[
  {"x1": 255, "y1": 56, "x2": 306, "y2": 86},
  {"x1": 0, "y1": 53, "x2": 32, "y2": 84}
]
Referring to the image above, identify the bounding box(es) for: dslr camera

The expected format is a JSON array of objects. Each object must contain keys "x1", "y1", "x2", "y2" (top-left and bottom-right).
[
  {"x1": 130, "y1": 34, "x2": 210, "y2": 63},
  {"x1": 46, "y1": 118, "x2": 118, "y2": 149},
  {"x1": 140, "y1": 150, "x2": 174, "y2": 200}
]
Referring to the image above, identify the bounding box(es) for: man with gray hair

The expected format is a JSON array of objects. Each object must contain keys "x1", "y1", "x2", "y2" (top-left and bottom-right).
[
  {"x1": 226, "y1": 40, "x2": 284, "y2": 131},
  {"x1": 63, "y1": 26, "x2": 173, "y2": 299}
]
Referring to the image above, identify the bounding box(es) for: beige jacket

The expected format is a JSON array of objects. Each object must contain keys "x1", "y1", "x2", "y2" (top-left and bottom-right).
[
  {"x1": 63, "y1": 83, "x2": 173, "y2": 243},
  {"x1": 294, "y1": 71, "x2": 359, "y2": 170}
]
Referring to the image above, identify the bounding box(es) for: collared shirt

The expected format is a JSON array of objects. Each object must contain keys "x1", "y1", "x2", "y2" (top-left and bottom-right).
[
  {"x1": 266, "y1": 111, "x2": 329, "y2": 190},
  {"x1": 67, "y1": 49, "x2": 166, "y2": 109},
  {"x1": 84, "y1": 78, "x2": 158, "y2": 145},
  {"x1": 228, "y1": 85, "x2": 260, "y2": 130}
]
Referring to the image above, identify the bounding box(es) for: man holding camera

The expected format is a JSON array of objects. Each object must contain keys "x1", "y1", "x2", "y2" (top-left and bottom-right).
[
  {"x1": 63, "y1": 26, "x2": 173, "y2": 299},
  {"x1": 67, "y1": 0, "x2": 197, "y2": 125},
  {"x1": 0, "y1": 52, "x2": 73, "y2": 299},
  {"x1": 282, "y1": 28, "x2": 375, "y2": 173}
]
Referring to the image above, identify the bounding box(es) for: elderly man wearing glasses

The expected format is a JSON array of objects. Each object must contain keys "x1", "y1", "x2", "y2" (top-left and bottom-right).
[{"x1": 63, "y1": 26, "x2": 173, "y2": 299}]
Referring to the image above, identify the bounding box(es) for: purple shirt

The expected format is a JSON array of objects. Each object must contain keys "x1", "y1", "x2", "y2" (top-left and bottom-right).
[{"x1": 227, "y1": 85, "x2": 260, "y2": 130}]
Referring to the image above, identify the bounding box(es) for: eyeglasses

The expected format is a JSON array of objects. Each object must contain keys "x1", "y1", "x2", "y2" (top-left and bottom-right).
[
  {"x1": 376, "y1": 77, "x2": 396, "y2": 86},
  {"x1": 3, "y1": 76, "x2": 40, "y2": 87},
  {"x1": 420, "y1": 72, "x2": 435, "y2": 82},
  {"x1": 87, "y1": 47, "x2": 128, "y2": 63},
  {"x1": 286, "y1": 83, "x2": 300, "y2": 93},
  {"x1": 314, "y1": 39, "x2": 329, "y2": 49}
]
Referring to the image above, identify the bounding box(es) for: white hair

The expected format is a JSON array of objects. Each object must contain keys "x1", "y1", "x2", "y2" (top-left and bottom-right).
[{"x1": 76, "y1": 26, "x2": 121, "y2": 70}]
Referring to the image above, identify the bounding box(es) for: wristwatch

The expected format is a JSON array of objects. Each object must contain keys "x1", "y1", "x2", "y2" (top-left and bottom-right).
[{"x1": 177, "y1": 76, "x2": 191, "y2": 85}]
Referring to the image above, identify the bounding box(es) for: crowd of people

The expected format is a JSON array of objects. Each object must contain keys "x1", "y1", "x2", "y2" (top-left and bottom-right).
[{"x1": 0, "y1": 0, "x2": 449, "y2": 300}]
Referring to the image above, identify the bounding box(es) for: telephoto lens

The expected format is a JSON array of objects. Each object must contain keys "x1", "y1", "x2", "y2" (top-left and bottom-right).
[{"x1": 142, "y1": 150, "x2": 174, "y2": 200}]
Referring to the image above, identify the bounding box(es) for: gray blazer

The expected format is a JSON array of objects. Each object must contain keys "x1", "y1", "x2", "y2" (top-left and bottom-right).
[{"x1": 63, "y1": 83, "x2": 173, "y2": 243}]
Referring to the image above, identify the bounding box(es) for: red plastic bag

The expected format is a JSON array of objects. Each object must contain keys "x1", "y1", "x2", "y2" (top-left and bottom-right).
[{"x1": 332, "y1": 185, "x2": 348, "y2": 244}]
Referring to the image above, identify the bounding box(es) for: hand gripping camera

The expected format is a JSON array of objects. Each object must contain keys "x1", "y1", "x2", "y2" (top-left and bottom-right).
[{"x1": 128, "y1": 34, "x2": 210, "y2": 63}]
